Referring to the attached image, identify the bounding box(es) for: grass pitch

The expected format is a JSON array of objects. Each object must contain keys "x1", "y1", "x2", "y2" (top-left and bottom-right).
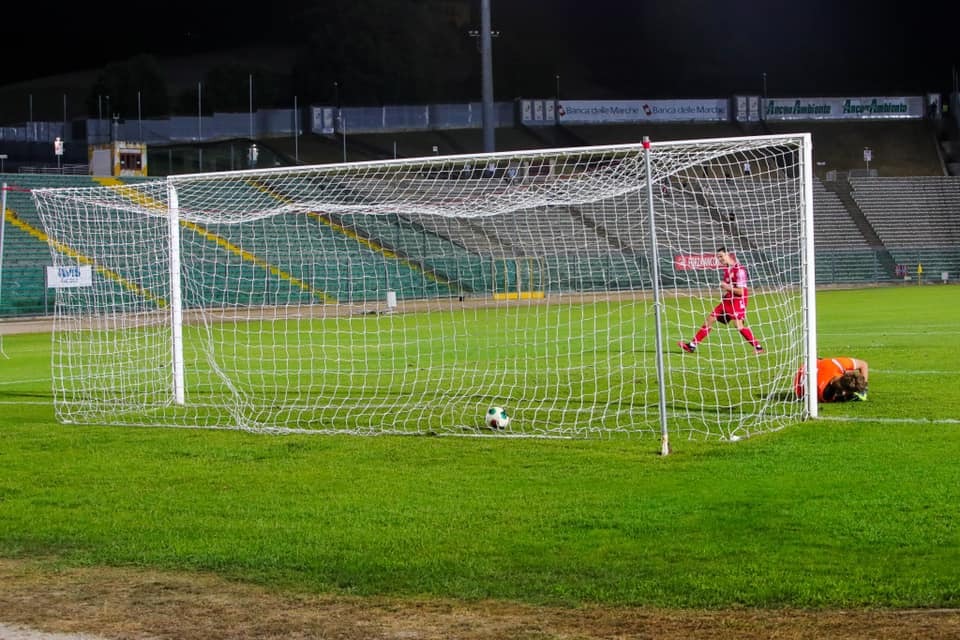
[{"x1": 0, "y1": 285, "x2": 958, "y2": 610}]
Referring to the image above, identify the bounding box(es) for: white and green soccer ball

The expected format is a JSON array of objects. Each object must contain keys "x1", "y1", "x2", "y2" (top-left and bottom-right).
[{"x1": 485, "y1": 406, "x2": 510, "y2": 430}]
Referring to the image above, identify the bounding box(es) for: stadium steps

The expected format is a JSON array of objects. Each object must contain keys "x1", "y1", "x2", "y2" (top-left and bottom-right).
[
  {"x1": 513, "y1": 124, "x2": 602, "y2": 150},
  {"x1": 846, "y1": 176, "x2": 960, "y2": 279},
  {"x1": 336, "y1": 133, "x2": 397, "y2": 160},
  {"x1": 812, "y1": 178, "x2": 870, "y2": 250},
  {"x1": 515, "y1": 124, "x2": 556, "y2": 149},
  {"x1": 0, "y1": 174, "x2": 110, "y2": 316},
  {"x1": 431, "y1": 130, "x2": 471, "y2": 155},
  {"x1": 556, "y1": 125, "x2": 592, "y2": 147},
  {"x1": 821, "y1": 177, "x2": 897, "y2": 278}
]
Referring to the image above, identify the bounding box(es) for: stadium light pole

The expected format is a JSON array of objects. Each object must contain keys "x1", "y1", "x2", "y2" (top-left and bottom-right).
[
  {"x1": 333, "y1": 81, "x2": 346, "y2": 162},
  {"x1": 248, "y1": 75, "x2": 259, "y2": 169},
  {"x1": 293, "y1": 95, "x2": 299, "y2": 163},
  {"x1": 761, "y1": 72, "x2": 768, "y2": 122},
  {"x1": 554, "y1": 74, "x2": 560, "y2": 125},
  {"x1": 480, "y1": 0, "x2": 496, "y2": 153},
  {"x1": 197, "y1": 83, "x2": 203, "y2": 170}
]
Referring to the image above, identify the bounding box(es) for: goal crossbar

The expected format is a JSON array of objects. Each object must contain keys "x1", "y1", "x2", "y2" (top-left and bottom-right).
[{"x1": 31, "y1": 133, "x2": 817, "y2": 443}]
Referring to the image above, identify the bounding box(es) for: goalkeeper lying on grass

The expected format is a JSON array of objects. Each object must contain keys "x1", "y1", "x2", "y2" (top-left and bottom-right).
[{"x1": 794, "y1": 357, "x2": 869, "y2": 402}]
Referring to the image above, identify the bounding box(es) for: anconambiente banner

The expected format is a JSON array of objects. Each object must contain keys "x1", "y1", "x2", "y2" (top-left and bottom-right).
[{"x1": 762, "y1": 96, "x2": 925, "y2": 120}]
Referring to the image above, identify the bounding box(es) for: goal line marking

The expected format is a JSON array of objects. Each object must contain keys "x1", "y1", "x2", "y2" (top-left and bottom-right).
[{"x1": 819, "y1": 416, "x2": 960, "y2": 425}]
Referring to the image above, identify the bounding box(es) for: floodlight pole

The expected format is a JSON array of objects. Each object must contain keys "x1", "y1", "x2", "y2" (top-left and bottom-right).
[
  {"x1": 334, "y1": 81, "x2": 345, "y2": 162},
  {"x1": 554, "y1": 74, "x2": 560, "y2": 125},
  {"x1": 480, "y1": 0, "x2": 495, "y2": 153},
  {"x1": 761, "y1": 72, "x2": 768, "y2": 122},
  {"x1": 197, "y1": 82, "x2": 203, "y2": 170},
  {"x1": 293, "y1": 95, "x2": 299, "y2": 163}
]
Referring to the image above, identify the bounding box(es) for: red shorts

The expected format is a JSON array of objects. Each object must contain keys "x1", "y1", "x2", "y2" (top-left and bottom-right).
[{"x1": 710, "y1": 298, "x2": 746, "y2": 324}]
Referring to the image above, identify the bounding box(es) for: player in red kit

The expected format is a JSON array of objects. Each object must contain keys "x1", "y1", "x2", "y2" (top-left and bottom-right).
[{"x1": 678, "y1": 247, "x2": 764, "y2": 354}]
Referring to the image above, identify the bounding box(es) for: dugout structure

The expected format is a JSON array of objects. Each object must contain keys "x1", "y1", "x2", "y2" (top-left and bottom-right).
[{"x1": 32, "y1": 134, "x2": 817, "y2": 450}]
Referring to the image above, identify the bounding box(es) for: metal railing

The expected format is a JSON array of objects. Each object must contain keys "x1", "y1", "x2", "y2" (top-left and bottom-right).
[{"x1": 17, "y1": 164, "x2": 89, "y2": 175}]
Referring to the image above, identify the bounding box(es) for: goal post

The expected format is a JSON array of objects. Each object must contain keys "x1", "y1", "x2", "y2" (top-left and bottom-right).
[{"x1": 31, "y1": 133, "x2": 817, "y2": 443}]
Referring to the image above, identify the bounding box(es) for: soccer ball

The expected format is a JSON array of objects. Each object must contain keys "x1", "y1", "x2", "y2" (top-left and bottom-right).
[{"x1": 485, "y1": 406, "x2": 510, "y2": 429}]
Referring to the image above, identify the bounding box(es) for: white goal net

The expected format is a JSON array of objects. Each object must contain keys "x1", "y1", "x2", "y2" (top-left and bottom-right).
[{"x1": 32, "y1": 134, "x2": 816, "y2": 443}]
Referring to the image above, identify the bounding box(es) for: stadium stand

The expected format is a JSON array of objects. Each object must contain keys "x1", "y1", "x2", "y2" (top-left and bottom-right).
[
  {"x1": 4, "y1": 123, "x2": 960, "y2": 319},
  {"x1": 813, "y1": 179, "x2": 870, "y2": 250},
  {"x1": 848, "y1": 175, "x2": 960, "y2": 281},
  {"x1": 1, "y1": 174, "x2": 116, "y2": 316},
  {"x1": 848, "y1": 176, "x2": 960, "y2": 246}
]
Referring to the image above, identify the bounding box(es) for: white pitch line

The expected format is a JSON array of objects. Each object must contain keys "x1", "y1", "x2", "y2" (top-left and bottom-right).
[
  {"x1": 819, "y1": 416, "x2": 960, "y2": 425},
  {"x1": 0, "y1": 378, "x2": 49, "y2": 386},
  {"x1": 874, "y1": 370, "x2": 960, "y2": 375},
  {"x1": 818, "y1": 327, "x2": 960, "y2": 336}
]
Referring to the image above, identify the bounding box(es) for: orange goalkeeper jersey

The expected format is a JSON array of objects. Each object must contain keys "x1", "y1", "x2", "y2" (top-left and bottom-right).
[
  {"x1": 815, "y1": 357, "x2": 865, "y2": 402},
  {"x1": 794, "y1": 357, "x2": 866, "y2": 402}
]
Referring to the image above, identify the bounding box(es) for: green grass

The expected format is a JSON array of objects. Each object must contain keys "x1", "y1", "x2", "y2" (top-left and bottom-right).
[{"x1": 0, "y1": 286, "x2": 958, "y2": 609}]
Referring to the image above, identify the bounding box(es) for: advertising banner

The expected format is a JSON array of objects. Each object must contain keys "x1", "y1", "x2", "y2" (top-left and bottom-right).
[
  {"x1": 555, "y1": 99, "x2": 729, "y2": 124},
  {"x1": 762, "y1": 96, "x2": 924, "y2": 121},
  {"x1": 674, "y1": 253, "x2": 726, "y2": 271},
  {"x1": 46, "y1": 265, "x2": 93, "y2": 288},
  {"x1": 311, "y1": 107, "x2": 335, "y2": 135},
  {"x1": 733, "y1": 95, "x2": 762, "y2": 122}
]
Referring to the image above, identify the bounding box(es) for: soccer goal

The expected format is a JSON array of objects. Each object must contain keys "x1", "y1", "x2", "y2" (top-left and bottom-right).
[{"x1": 31, "y1": 133, "x2": 817, "y2": 446}]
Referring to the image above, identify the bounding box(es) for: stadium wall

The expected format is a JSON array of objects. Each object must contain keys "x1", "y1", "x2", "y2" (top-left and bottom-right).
[{"x1": 0, "y1": 92, "x2": 943, "y2": 151}]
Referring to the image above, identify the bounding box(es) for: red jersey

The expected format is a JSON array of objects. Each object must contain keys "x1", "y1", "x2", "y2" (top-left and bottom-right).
[{"x1": 722, "y1": 262, "x2": 749, "y2": 303}]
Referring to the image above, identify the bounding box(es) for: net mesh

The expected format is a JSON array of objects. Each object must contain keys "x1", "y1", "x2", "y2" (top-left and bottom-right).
[{"x1": 32, "y1": 135, "x2": 812, "y2": 440}]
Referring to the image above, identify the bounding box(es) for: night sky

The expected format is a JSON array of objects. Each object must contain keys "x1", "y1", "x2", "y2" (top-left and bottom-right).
[{"x1": 6, "y1": 0, "x2": 958, "y2": 97}]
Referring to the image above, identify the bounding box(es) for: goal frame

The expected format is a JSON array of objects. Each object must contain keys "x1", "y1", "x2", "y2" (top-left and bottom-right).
[{"x1": 33, "y1": 133, "x2": 819, "y2": 448}]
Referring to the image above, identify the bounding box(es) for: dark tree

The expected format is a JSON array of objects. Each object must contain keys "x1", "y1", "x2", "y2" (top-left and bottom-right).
[
  {"x1": 85, "y1": 55, "x2": 169, "y2": 119},
  {"x1": 201, "y1": 65, "x2": 293, "y2": 112},
  {"x1": 291, "y1": 0, "x2": 474, "y2": 105}
]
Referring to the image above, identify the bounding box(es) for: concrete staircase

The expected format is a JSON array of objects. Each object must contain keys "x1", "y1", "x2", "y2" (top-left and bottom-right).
[{"x1": 821, "y1": 176, "x2": 897, "y2": 278}]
